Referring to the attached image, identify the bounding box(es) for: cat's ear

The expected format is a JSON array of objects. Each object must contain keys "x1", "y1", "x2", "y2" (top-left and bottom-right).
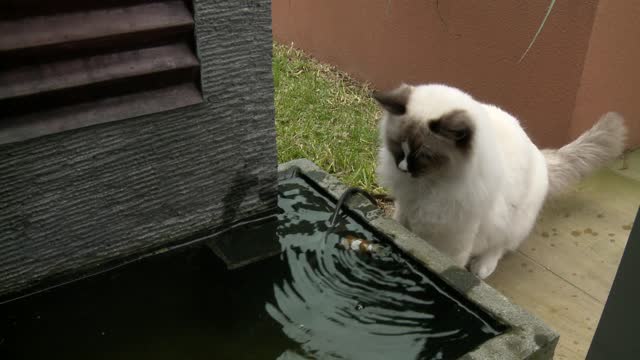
[
  {"x1": 372, "y1": 84, "x2": 413, "y2": 115},
  {"x1": 429, "y1": 110, "x2": 474, "y2": 148}
]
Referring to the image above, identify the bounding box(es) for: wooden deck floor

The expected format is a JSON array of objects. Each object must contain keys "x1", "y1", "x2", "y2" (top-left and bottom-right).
[{"x1": 486, "y1": 150, "x2": 640, "y2": 360}]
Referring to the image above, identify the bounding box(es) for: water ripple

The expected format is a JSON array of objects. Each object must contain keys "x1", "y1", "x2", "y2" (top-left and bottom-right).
[{"x1": 267, "y1": 177, "x2": 503, "y2": 360}]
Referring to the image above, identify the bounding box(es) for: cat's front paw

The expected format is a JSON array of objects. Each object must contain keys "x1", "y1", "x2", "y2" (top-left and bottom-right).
[{"x1": 469, "y1": 258, "x2": 497, "y2": 279}]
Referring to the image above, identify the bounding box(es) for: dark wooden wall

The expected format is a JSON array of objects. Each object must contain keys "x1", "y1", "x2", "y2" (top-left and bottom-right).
[
  {"x1": 0, "y1": 0, "x2": 202, "y2": 144},
  {"x1": 0, "y1": 0, "x2": 276, "y2": 297}
]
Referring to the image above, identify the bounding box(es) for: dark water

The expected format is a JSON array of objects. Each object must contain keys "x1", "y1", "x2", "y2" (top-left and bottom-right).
[{"x1": 0, "y1": 176, "x2": 504, "y2": 360}]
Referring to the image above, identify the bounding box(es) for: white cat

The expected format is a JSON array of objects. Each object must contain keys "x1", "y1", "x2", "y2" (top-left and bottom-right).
[{"x1": 374, "y1": 83, "x2": 627, "y2": 279}]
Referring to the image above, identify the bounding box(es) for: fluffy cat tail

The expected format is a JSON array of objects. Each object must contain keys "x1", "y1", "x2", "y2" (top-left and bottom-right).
[{"x1": 543, "y1": 112, "x2": 627, "y2": 196}]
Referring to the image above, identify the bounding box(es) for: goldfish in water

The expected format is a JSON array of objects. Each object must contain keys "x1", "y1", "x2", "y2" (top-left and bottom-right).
[{"x1": 337, "y1": 234, "x2": 380, "y2": 253}]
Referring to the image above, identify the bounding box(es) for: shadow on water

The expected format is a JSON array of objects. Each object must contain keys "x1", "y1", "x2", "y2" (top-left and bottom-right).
[{"x1": 0, "y1": 175, "x2": 504, "y2": 360}]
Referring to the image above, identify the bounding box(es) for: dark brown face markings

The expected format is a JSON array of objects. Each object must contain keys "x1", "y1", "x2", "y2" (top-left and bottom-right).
[
  {"x1": 409, "y1": 148, "x2": 448, "y2": 177},
  {"x1": 386, "y1": 138, "x2": 405, "y2": 165},
  {"x1": 428, "y1": 110, "x2": 474, "y2": 152},
  {"x1": 385, "y1": 121, "x2": 449, "y2": 177}
]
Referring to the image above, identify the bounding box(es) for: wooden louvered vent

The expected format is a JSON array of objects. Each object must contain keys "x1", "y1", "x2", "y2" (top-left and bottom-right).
[{"x1": 0, "y1": 0, "x2": 202, "y2": 145}]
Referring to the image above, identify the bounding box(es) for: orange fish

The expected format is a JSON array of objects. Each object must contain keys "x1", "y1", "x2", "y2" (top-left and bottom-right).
[{"x1": 338, "y1": 235, "x2": 379, "y2": 253}]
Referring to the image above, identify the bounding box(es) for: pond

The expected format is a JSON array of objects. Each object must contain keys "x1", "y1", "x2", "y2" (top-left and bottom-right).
[{"x1": 0, "y1": 173, "x2": 505, "y2": 360}]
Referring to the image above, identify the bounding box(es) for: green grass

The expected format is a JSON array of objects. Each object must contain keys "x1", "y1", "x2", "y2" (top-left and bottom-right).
[{"x1": 273, "y1": 43, "x2": 383, "y2": 194}]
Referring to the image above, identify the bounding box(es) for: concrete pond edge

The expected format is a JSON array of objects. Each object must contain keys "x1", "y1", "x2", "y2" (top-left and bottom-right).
[{"x1": 278, "y1": 158, "x2": 559, "y2": 360}]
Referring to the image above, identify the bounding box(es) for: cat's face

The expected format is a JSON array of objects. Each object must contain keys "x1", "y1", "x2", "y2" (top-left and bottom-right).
[{"x1": 374, "y1": 84, "x2": 475, "y2": 178}]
